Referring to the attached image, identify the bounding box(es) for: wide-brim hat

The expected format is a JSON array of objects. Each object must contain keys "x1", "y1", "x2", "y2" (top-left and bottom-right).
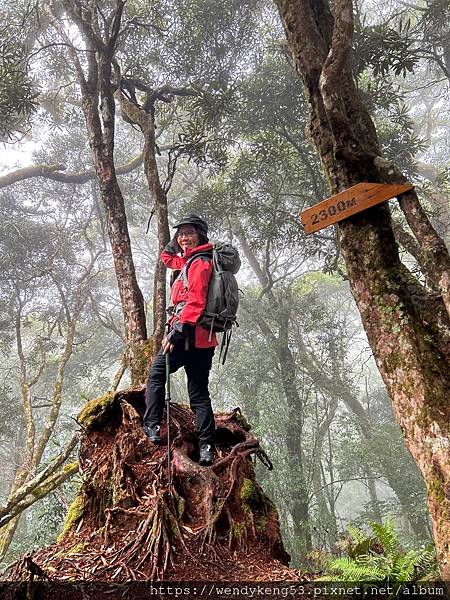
[{"x1": 173, "y1": 214, "x2": 208, "y2": 238}]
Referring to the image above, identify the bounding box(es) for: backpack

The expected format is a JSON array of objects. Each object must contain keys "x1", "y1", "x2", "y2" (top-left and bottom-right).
[{"x1": 179, "y1": 243, "x2": 241, "y2": 363}]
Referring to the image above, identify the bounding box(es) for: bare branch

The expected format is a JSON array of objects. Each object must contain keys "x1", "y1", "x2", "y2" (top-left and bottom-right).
[
  {"x1": 153, "y1": 85, "x2": 198, "y2": 99},
  {"x1": 278, "y1": 126, "x2": 323, "y2": 199},
  {"x1": 120, "y1": 16, "x2": 168, "y2": 38},
  {"x1": 0, "y1": 462, "x2": 78, "y2": 529},
  {"x1": 45, "y1": 3, "x2": 87, "y2": 90},
  {"x1": 234, "y1": 230, "x2": 270, "y2": 291},
  {"x1": 26, "y1": 42, "x2": 87, "y2": 65},
  {"x1": 62, "y1": 0, "x2": 105, "y2": 53},
  {"x1": 107, "y1": 1, "x2": 126, "y2": 57},
  {"x1": 110, "y1": 352, "x2": 127, "y2": 392},
  {"x1": 88, "y1": 291, "x2": 124, "y2": 340},
  {"x1": 0, "y1": 434, "x2": 79, "y2": 522},
  {"x1": 396, "y1": 1, "x2": 427, "y2": 11},
  {"x1": 121, "y1": 79, "x2": 198, "y2": 110},
  {"x1": 0, "y1": 154, "x2": 143, "y2": 189}
]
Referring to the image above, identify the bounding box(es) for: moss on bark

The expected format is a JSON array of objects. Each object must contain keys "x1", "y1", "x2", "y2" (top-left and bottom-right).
[
  {"x1": 274, "y1": 0, "x2": 450, "y2": 576},
  {"x1": 131, "y1": 337, "x2": 156, "y2": 386},
  {"x1": 78, "y1": 392, "x2": 116, "y2": 429},
  {"x1": 57, "y1": 493, "x2": 85, "y2": 542}
]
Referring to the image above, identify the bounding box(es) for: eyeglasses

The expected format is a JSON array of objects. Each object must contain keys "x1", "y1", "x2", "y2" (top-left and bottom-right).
[{"x1": 177, "y1": 229, "x2": 197, "y2": 239}]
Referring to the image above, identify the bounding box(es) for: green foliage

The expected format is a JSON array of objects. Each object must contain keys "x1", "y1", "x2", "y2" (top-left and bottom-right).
[
  {"x1": 189, "y1": 82, "x2": 236, "y2": 129},
  {"x1": 435, "y1": 165, "x2": 450, "y2": 190},
  {"x1": 0, "y1": 27, "x2": 37, "y2": 141},
  {"x1": 320, "y1": 518, "x2": 438, "y2": 582},
  {"x1": 354, "y1": 23, "x2": 420, "y2": 78},
  {"x1": 344, "y1": 525, "x2": 373, "y2": 559},
  {"x1": 376, "y1": 102, "x2": 426, "y2": 177}
]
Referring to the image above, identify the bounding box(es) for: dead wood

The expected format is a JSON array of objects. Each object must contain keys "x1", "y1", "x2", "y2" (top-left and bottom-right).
[{"x1": 5, "y1": 389, "x2": 299, "y2": 582}]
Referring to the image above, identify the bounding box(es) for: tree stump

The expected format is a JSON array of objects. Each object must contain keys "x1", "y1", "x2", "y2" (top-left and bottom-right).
[{"x1": 5, "y1": 389, "x2": 299, "y2": 582}]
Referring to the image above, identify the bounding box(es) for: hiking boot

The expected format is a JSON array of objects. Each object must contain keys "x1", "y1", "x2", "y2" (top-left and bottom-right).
[
  {"x1": 199, "y1": 444, "x2": 214, "y2": 466},
  {"x1": 143, "y1": 424, "x2": 161, "y2": 444}
]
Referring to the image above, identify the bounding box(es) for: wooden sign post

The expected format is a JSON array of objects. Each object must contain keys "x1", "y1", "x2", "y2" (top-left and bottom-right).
[{"x1": 300, "y1": 182, "x2": 414, "y2": 235}]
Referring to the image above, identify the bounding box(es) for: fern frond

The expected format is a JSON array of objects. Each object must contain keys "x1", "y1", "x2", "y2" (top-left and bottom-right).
[
  {"x1": 391, "y1": 550, "x2": 417, "y2": 581},
  {"x1": 327, "y1": 556, "x2": 385, "y2": 581},
  {"x1": 415, "y1": 545, "x2": 439, "y2": 581},
  {"x1": 323, "y1": 520, "x2": 437, "y2": 584},
  {"x1": 369, "y1": 518, "x2": 398, "y2": 557},
  {"x1": 344, "y1": 525, "x2": 374, "y2": 559},
  {"x1": 346, "y1": 525, "x2": 368, "y2": 545}
]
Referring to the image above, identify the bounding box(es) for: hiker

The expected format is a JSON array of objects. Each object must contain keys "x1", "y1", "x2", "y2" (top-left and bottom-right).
[{"x1": 143, "y1": 214, "x2": 217, "y2": 466}]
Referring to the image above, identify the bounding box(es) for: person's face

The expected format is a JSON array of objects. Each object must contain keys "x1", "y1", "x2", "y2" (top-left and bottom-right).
[{"x1": 176, "y1": 225, "x2": 200, "y2": 252}]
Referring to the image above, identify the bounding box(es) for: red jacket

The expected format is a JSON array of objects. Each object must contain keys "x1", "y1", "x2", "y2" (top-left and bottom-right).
[{"x1": 161, "y1": 242, "x2": 218, "y2": 349}]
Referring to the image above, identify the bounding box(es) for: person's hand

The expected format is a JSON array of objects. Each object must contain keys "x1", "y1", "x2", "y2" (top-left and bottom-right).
[
  {"x1": 163, "y1": 236, "x2": 181, "y2": 255},
  {"x1": 162, "y1": 336, "x2": 174, "y2": 354}
]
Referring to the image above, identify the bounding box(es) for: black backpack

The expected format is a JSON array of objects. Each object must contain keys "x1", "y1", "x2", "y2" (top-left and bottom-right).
[{"x1": 178, "y1": 243, "x2": 241, "y2": 363}]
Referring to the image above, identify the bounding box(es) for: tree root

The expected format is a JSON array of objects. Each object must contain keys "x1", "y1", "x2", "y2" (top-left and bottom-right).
[{"x1": 5, "y1": 392, "x2": 292, "y2": 581}]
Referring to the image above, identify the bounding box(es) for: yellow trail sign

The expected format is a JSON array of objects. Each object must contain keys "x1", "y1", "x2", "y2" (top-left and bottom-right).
[{"x1": 300, "y1": 182, "x2": 414, "y2": 235}]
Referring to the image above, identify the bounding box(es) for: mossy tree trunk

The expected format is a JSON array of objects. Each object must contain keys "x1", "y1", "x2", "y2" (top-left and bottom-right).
[
  {"x1": 273, "y1": 0, "x2": 450, "y2": 576},
  {"x1": 50, "y1": 1, "x2": 148, "y2": 385},
  {"x1": 0, "y1": 258, "x2": 95, "y2": 560},
  {"x1": 115, "y1": 86, "x2": 189, "y2": 365}
]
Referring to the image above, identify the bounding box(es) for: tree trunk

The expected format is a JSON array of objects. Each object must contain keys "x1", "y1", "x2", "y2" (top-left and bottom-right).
[
  {"x1": 57, "y1": 2, "x2": 148, "y2": 385},
  {"x1": 241, "y1": 297, "x2": 313, "y2": 560},
  {"x1": 115, "y1": 91, "x2": 171, "y2": 360},
  {"x1": 278, "y1": 317, "x2": 313, "y2": 557},
  {"x1": 81, "y1": 85, "x2": 147, "y2": 385},
  {"x1": 311, "y1": 398, "x2": 339, "y2": 547},
  {"x1": 273, "y1": 0, "x2": 450, "y2": 576},
  {"x1": 366, "y1": 473, "x2": 382, "y2": 524}
]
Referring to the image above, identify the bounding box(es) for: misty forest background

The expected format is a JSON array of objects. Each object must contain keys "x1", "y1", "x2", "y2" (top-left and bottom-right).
[{"x1": 0, "y1": 0, "x2": 449, "y2": 571}]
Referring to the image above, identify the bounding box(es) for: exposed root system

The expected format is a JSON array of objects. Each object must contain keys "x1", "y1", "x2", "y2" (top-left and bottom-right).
[{"x1": 6, "y1": 389, "x2": 300, "y2": 582}]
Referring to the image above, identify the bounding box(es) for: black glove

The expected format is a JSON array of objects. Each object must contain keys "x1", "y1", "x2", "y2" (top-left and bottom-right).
[
  {"x1": 164, "y1": 236, "x2": 181, "y2": 255},
  {"x1": 166, "y1": 328, "x2": 184, "y2": 345},
  {"x1": 166, "y1": 320, "x2": 192, "y2": 345}
]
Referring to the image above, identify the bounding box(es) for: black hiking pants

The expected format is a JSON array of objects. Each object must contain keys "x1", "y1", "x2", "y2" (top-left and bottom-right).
[{"x1": 143, "y1": 345, "x2": 216, "y2": 447}]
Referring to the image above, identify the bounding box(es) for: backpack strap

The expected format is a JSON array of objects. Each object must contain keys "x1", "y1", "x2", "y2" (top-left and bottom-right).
[
  {"x1": 167, "y1": 252, "x2": 212, "y2": 319},
  {"x1": 169, "y1": 269, "x2": 180, "y2": 287},
  {"x1": 178, "y1": 251, "x2": 213, "y2": 289},
  {"x1": 218, "y1": 328, "x2": 230, "y2": 365},
  {"x1": 217, "y1": 319, "x2": 239, "y2": 365}
]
